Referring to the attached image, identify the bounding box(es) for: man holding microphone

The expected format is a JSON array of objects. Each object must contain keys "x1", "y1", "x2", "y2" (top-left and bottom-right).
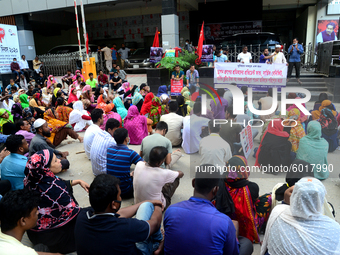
[{"x1": 287, "y1": 38, "x2": 304, "y2": 85}]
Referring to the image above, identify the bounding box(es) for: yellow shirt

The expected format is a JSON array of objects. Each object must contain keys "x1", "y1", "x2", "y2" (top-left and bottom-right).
[
  {"x1": 32, "y1": 60, "x2": 41, "y2": 70},
  {"x1": 0, "y1": 230, "x2": 37, "y2": 255}
]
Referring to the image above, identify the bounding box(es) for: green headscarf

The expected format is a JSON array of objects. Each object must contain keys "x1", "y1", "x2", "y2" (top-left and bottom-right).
[
  {"x1": 19, "y1": 94, "x2": 29, "y2": 108},
  {"x1": 113, "y1": 97, "x2": 128, "y2": 120},
  {"x1": 296, "y1": 121, "x2": 329, "y2": 180},
  {"x1": 0, "y1": 108, "x2": 14, "y2": 133}
]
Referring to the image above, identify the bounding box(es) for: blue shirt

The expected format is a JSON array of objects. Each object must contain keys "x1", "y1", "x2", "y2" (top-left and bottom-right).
[
  {"x1": 186, "y1": 69, "x2": 199, "y2": 84},
  {"x1": 112, "y1": 49, "x2": 117, "y2": 60},
  {"x1": 164, "y1": 197, "x2": 239, "y2": 255},
  {"x1": 172, "y1": 70, "x2": 184, "y2": 79},
  {"x1": 1, "y1": 153, "x2": 27, "y2": 190},
  {"x1": 288, "y1": 44, "x2": 304, "y2": 62},
  {"x1": 107, "y1": 144, "x2": 143, "y2": 194},
  {"x1": 259, "y1": 54, "x2": 268, "y2": 63},
  {"x1": 215, "y1": 54, "x2": 228, "y2": 63}
]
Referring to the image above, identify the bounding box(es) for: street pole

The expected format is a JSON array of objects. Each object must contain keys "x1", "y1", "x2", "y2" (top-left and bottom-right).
[
  {"x1": 74, "y1": 0, "x2": 82, "y2": 60},
  {"x1": 79, "y1": 0, "x2": 89, "y2": 62}
]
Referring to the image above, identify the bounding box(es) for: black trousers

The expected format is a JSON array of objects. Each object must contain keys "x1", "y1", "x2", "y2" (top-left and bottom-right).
[
  {"x1": 238, "y1": 236, "x2": 254, "y2": 255},
  {"x1": 288, "y1": 62, "x2": 301, "y2": 79}
]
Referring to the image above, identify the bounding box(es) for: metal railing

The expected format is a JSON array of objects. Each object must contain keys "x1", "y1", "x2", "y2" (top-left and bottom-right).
[{"x1": 37, "y1": 52, "x2": 105, "y2": 76}]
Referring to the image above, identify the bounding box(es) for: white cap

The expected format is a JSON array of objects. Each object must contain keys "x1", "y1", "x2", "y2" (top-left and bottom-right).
[
  {"x1": 275, "y1": 45, "x2": 281, "y2": 48},
  {"x1": 33, "y1": 118, "x2": 46, "y2": 129}
]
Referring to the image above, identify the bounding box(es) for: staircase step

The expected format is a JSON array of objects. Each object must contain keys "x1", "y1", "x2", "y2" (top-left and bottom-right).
[{"x1": 286, "y1": 82, "x2": 326, "y2": 87}]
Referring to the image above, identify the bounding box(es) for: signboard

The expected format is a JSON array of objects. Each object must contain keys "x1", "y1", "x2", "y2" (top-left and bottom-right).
[
  {"x1": 165, "y1": 49, "x2": 175, "y2": 57},
  {"x1": 171, "y1": 79, "x2": 183, "y2": 96},
  {"x1": 201, "y1": 45, "x2": 214, "y2": 62},
  {"x1": 214, "y1": 62, "x2": 287, "y2": 92},
  {"x1": 316, "y1": 19, "x2": 339, "y2": 45},
  {"x1": 150, "y1": 47, "x2": 163, "y2": 63},
  {"x1": 240, "y1": 125, "x2": 253, "y2": 159},
  {"x1": 204, "y1": 21, "x2": 262, "y2": 44},
  {"x1": 0, "y1": 24, "x2": 20, "y2": 74}
]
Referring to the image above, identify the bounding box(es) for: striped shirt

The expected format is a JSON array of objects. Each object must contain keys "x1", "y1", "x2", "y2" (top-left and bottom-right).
[
  {"x1": 107, "y1": 144, "x2": 143, "y2": 194},
  {"x1": 90, "y1": 131, "x2": 116, "y2": 176}
]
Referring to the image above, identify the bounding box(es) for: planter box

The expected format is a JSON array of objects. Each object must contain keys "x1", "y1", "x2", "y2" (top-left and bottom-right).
[{"x1": 146, "y1": 68, "x2": 170, "y2": 93}]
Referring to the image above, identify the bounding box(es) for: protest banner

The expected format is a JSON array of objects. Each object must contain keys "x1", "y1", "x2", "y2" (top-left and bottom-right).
[
  {"x1": 240, "y1": 125, "x2": 253, "y2": 159},
  {"x1": 0, "y1": 24, "x2": 21, "y2": 73},
  {"x1": 165, "y1": 49, "x2": 175, "y2": 57},
  {"x1": 171, "y1": 79, "x2": 183, "y2": 96},
  {"x1": 201, "y1": 45, "x2": 214, "y2": 62},
  {"x1": 214, "y1": 62, "x2": 287, "y2": 92},
  {"x1": 150, "y1": 47, "x2": 163, "y2": 63}
]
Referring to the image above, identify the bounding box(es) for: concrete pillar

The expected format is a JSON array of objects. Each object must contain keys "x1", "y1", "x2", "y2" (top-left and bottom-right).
[
  {"x1": 162, "y1": 0, "x2": 179, "y2": 50},
  {"x1": 15, "y1": 15, "x2": 36, "y2": 60}
]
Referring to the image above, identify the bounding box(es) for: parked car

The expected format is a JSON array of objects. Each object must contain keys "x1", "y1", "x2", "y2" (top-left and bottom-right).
[
  {"x1": 124, "y1": 48, "x2": 153, "y2": 70},
  {"x1": 219, "y1": 32, "x2": 281, "y2": 52},
  {"x1": 47, "y1": 44, "x2": 98, "y2": 54}
]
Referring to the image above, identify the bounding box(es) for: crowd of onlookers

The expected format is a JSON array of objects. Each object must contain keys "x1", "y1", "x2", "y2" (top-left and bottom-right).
[{"x1": 0, "y1": 58, "x2": 339, "y2": 255}]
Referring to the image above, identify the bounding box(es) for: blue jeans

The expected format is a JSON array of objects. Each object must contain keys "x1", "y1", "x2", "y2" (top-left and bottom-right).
[
  {"x1": 12, "y1": 70, "x2": 23, "y2": 77},
  {"x1": 135, "y1": 202, "x2": 163, "y2": 255}
]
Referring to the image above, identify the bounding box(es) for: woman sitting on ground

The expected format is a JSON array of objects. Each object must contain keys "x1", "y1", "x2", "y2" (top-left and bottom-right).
[
  {"x1": 46, "y1": 75, "x2": 58, "y2": 90},
  {"x1": 68, "y1": 87, "x2": 78, "y2": 107},
  {"x1": 318, "y1": 108, "x2": 339, "y2": 153},
  {"x1": 311, "y1": 99, "x2": 337, "y2": 121},
  {"x1": 82, "y1": 85, "x2": 94, "y2": 103},
  {"x1": 313, "y1": 92, "x2": 330, "y2": 111},
  {"x1": 261, "y1": 177, "x2": 340, "y2": 255},
  {"x1": 44, "y1": 108, "x2": 83, "y2": 146},
  {"x1": 41, "y1": 87, "x2": 52, "y2": 107},
  {"x1": 112, "y1": 96, "x2": 128, "y2": 121},
  {"x1": 24, "y1": 149, "x2": 89, "y2": 254},
  {"x1": 11, "y1": 95, "x2": 23, "y2": 121},
  {"x1": 94, "y1": 87, "x2": 103, "y2": 101},
  {"x1": 131, "y1": 85, "x2": 144, "y2": 112},
  {"x1": 96, "y1": 101, "x2": 122, "y2": 130},
  {"x1": 215, "y1": 156, "x2": 271, "y2": 244},
  {"x1": 140, "y1": 83, "x2": 150, "y2": 97},
  {"x1": 255, "y1": 119, "x2": 292, "y2": 172},
  {"x1": 0, "y1": 108, "x2": 16, "y2": 134},
  {"x1": 140, "y1": 92, "x2": 154, "y2": 116},
  {"x1": 82, "y1": 99, "x2": 97, "y2": 114},
  {"x1": 124, "y1": 105, "x2": 149, "y2": 145},
  {"x1": 287, "y1": 108, "x2": 305, "y2": 152},
  {"x1": 176, "y1": 95, "x2": 189, "y2": 117},
  {"x1": 29, "y1": 93, "x2": 45, "y2": 111},
  {"x1": 296, "y1": 121, "x2": 329, "y2": 180},
  {"x1": 56, "y1": 97, "x2": 73, "y2": 123},
  {"x1": 69, "y1": 101, "x2": 93, "y2": 132},
  {"x1": 149, "y1": 97, "x2": 169, "y2": 126}
]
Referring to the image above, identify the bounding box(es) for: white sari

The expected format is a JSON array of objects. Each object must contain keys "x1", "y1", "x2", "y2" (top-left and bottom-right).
[{"x1": 69, "y1": 101, "x2": 93, "y2": 132}]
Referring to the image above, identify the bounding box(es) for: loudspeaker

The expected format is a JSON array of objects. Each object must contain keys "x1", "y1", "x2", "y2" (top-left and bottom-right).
[{"x1": 198, "y1": 67, "x2": 214, "y2": 78}]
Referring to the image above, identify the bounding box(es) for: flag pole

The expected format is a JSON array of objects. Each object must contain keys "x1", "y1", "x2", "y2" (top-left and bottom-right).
[
  {"x1": 80, "y1": 0, "x2": 89, "y2": 62},
  {"x1": 74, "y1": 0, "x2": 82, "y2": 60}
]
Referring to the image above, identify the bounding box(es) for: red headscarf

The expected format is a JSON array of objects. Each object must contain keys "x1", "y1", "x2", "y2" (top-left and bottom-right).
[
  {"x1": 140, "y1": 93, "x2": 154, "y2": 115},
  {"x1": 68, "y1": 88, "x2": 78, "y2": 105},
  {"x1": 255, "y1": 119, "x2": 289, "y2": 166}
]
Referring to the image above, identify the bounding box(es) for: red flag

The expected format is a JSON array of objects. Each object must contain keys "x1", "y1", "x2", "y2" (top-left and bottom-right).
[
  {"x1": 152, "y1": 27, "x2": 159, "y2": 47},
  {"x1": 197, "y1": 22, "x2": 205, "y2": 60},
  {"x1": 86, "y1": 33, "x2": 89, "y2": 55}
]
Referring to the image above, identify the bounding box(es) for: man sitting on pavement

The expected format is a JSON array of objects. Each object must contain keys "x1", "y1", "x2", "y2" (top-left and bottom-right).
[
  {"x1": 91, "y1": 118, "x2": 119, "y2": 176},
  {"x1": 107, "y1": 128, "x2": 143, "y2": 198},
  {"x1": 1, "y1": 135, "x2": 29, "y2": 190},
  {"x1": 134, "y1": 146, "x2": 184, "y2": 210},
  {"x1": 0, "y1": 189, "x2": 61, "y2": 255},
  {"x1": 199, "y1": 120, "x2": 232, "y2": 168},
  {"x1": 29, "y1": 119, "x2": 70, "y2": 171},
  {"x1": 86, "y1": 72, "x2": 98, "y2": 92},
  {"x1": 74, "y1": 174, "x2": 163, "y2": 255},
  {"x1": 160, "y1": 101, "x2": 184, "y2": 147},
  {"x1": 140, "y1": 121, "x2": 182, "y2": 169},
  {"x1": 84, "y1": 109, "x2": 104, "y2": 159},
  {"x1": 164, "y1": 166, "x2": 253, "y2": 255},
  {"x1": 15, "y1": 119, "x2": 35, "y2": 146},
  {"x1": 61, "y1": 70, "x2": 74, "y2": 89}
]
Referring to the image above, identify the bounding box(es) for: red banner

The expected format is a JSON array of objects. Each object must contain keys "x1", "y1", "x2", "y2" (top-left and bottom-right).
[{"x1": 171, "y1": 80, "x2": 183, "y2": 96}]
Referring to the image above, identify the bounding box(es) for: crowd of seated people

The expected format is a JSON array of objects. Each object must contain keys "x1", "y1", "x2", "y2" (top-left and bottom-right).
[{"x1": 0, "y1": 67, "x2": 339, "y2": 255}]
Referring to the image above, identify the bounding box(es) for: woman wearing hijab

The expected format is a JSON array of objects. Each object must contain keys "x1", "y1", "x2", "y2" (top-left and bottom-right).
[
  {"x1": 96, "y1": 101, "x2": 122, "y2": 130},
  {"x1": 287, "y1": 108, "x2": 306, "y2": 152},
  {"x1": 0, "y1": 108, "x2": 15, "y2": 134},
  {"x1": 69, "y1": 101, "x2": 93, "y2": 132},
  {"x1": 274, "y1": 159, "x2": 313, "y2": 202},
  {"x1": 82, "y1": 99, "x2": 97, "y2": 114},
  {"x1": 68, "y1": 87, "x2": 78, "y2": 106},
  {"x1": 140, "y1": 92, "x2": 154, "y2": 116},
  {"x1": 11, "y1": 95, "x2": 23, "y2": 121},
  {"x1": 19, "y1": 93, "x2": 29, "y2": 109},
  {"x1": 296, "y1": 122, "x2": 328, "y2": 180},
  {"x1": 55, "y1": 97, "x2": 73, "y2": 122},
  {"x1": 215, "y1": 156, "x2": 271, "y2": 243},
  {"x1": 46, "y1": 75, "x2": 58, "y2": 90},
  {"x1": 44, "y1": 108, "x2": 83, "y2": 146},
  {"x1": 318, "y1": 108, "x2": 339, "y2": 152},
  {"x1": 261, "y1": 177, "x2": 340, "y2": 255},
  {"x1": 112, "y1": 96, "x2": 128, "y2": 121},
  {"x1": 149, "y1": 97, "x2": 169, "y2": 126},
  {"x1": 41, "y1": 87, "x2": 52, "y2": 107},
  {"x1": 183, "y1": 91, "x2": 193, "y2": 112},
  {"x1": 82, "y1": 85, "x2": 94, "y2": 103},
  {"x1": 72, "y1": 69, "x2": 85, "y2": 82},
  {"x1": 131, "y1": 86, "x2": 144, "y2": 112},
  {"x1": 124, "y1": 105, "x2": 149, "y2": 145},
  {"x1": 176, "y1": 95, "x2": 189, "y2": 117},
  {"x1": 24, "y1": 149, "x2": 89, "y2": 254},
  {"x1": 29, "y1": 93, "x2": 45, "y2": 110},
  {"x1": 255, "y1": 119, "x2": 292, "y2": 171},
  {"x1": 311, "y1": 99, "x2": 337, "y2": 120},
  {"x1": 140, "y1": 83, "x2": 150, "y2": 97},
  {"x1": 157, "y1": 85, "x2": 168, "y2": 97}
]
